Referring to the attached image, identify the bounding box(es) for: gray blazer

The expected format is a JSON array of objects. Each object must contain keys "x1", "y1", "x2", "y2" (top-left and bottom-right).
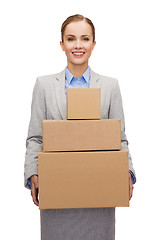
[{"x1": 24, "y1": 68, "x2": 136, "y2": 189}]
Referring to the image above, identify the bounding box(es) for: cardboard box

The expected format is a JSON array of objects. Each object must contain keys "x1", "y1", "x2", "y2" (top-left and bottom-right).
[
  {"x1": 42, "y1": 119, "x2": 121, "y2": 152},
  {"x1": 38, "y1": 150, "x2": 129, "y2": 209},
  {"x1": 67, "y1": 88, "x2": 101, "y2": 119}
]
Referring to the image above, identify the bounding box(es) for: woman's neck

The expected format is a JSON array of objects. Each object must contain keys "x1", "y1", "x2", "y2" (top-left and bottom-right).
[{"x1": 67, "y1": 62, "x2": 88, "y2": 78}]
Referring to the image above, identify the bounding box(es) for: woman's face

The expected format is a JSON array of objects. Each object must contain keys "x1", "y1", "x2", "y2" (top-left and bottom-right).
[{"x1": 60, "y1": 20, "x2": 96, "y2": 69}]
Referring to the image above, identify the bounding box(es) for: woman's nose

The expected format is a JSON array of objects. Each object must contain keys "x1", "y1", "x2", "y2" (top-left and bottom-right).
[{"x1": 75, "y1": 39, "x2": 82, "y2": 49}]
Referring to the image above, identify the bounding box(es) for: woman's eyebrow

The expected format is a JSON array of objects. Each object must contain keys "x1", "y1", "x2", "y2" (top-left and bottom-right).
[
  {"x1": 66, "y1": 34, "x2": 90, "y2": 37},
  {"x1": 66, "y1": 34, "x2": 75, "y2": 37},
  {"x1": 81, "y1": 34, "x2": 90, "y2": 37}
]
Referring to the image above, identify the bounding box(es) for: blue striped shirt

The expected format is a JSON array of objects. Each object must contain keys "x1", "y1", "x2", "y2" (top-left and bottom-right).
[{"x1": 65, "y1": 66, "x2": 90, "y2": 96}]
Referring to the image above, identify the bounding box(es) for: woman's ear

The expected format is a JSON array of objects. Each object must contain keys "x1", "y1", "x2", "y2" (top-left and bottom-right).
[
  {"x1": 60, "y1": 41, "x2": 65, "y2": 51},
  {"x1": 92, "y1": 41, "x2": 96, "y2": 50}
]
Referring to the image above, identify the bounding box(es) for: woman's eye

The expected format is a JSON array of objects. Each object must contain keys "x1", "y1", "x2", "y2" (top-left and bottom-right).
[
  {"x1": 83, "y1": 38, "x2": 89, "y2": 41},
  {"x1": 68, "y1": 38, "x2": 74, "y2": 41}
]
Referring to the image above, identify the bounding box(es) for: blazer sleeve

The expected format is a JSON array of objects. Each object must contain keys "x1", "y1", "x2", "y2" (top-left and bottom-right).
[
  {"x1": 24, "y1": 78, "x2": 46, "y2": 189},
  {"x1": 108, "y1": 79, "x2": 136, "y2": 184}
]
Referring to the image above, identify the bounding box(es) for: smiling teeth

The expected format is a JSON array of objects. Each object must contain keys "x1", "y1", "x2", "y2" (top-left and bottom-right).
[{"x1": 73, "y1": 52, "x2": 84, "y2": 55}]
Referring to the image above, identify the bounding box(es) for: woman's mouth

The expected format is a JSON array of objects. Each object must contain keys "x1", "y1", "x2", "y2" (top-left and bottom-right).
[{"x1": 72, "y1": 51, "x2": 85, "y2": 57}]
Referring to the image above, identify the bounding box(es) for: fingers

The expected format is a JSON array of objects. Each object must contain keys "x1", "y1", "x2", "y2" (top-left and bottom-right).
[
  {"x1": 129, "y1": 173, "x2": 134, "y2": 201},
  {"x1": 30, "y1": 175, "x2": 39, "y2": 206},
  {"x1": 31, "y1": 183, "x2": 39, "y2": 206},
  {"x1": 129, "y1": 181, "x2": 133, "y2": 200}
]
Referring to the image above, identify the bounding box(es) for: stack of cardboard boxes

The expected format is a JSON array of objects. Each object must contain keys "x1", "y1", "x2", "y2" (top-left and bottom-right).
[{"x1": 38, "y1": 88, "x2": 129, "y2": 210}]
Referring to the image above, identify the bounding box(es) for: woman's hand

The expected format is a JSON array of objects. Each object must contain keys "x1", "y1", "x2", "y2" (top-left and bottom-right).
[
  {"x1": 30, "y1": 175, "x2": 39, "y2": 206},
  {"x1": 129, "y1": 172, "x2": 134, "y2": 200}
]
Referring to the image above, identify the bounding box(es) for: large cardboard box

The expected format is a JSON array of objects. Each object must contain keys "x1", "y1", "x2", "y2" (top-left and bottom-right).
[
  {"x1": 42, "y1": 119, "x2": 121, "y2": 152},
  {"x1": 38, "y1": 150, "x2": 129, "y2": 209},
  {"x1": 67, "y1": 88, "x2": 101, "y2": 119}
]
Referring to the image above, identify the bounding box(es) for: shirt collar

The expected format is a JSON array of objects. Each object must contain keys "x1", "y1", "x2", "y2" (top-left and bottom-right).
[
  {"x1": 65, "y1": 67, "x2": 74, "y2": 84},
  {"x1": 82, "y1": 67, "x2": 90, "y2": 83},
  {"x1": 65, "y1": 66, "x2": 90, "y2": 84}
]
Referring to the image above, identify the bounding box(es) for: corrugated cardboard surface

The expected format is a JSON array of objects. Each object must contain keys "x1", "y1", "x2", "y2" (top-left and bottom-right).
[
  {"x1": 67, "y1": 88, "x2": 101, "y2": 119},
  {"x1": 42, "y1": 119, "x2": 121, "y2": 152},
  {"x1": 38, "y1": 150, "x2": 129, "y2": 209}
]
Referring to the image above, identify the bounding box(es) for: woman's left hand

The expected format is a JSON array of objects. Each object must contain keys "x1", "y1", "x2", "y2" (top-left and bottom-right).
[{"x1": 129, "y1": 172, "x2": 134, "y2": 200}]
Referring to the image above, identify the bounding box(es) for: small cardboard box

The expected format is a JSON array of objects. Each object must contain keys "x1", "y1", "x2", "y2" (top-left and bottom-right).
[
  {"x1": 38, "y1": 150, "x2": 129, "y2": 209},
  {"x1": 67, "y1": 88, "x2": 101, "y2": 119},
  {"x1": 42, "y1": 119, "x2": 121, "y2": 152}
]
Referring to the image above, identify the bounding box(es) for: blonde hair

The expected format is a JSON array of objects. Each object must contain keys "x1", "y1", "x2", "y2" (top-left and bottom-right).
[{"x1": 61, "y1": 14, "x2": 95, "y2": 42}]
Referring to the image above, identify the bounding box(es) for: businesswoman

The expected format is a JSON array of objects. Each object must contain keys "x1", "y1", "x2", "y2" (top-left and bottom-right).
[{"x1": 24, "y1": 14, "x2": 136, "y2": 240}]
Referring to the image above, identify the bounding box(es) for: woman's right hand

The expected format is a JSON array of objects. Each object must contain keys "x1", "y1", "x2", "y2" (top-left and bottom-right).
[{"x1": 30, "y1": 175, "x2": 39, "y2": 206}]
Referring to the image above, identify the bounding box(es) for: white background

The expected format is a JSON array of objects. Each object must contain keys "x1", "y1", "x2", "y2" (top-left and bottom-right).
[{"x1": 1, "y1": 0, "x2": 164, "y2": 239}]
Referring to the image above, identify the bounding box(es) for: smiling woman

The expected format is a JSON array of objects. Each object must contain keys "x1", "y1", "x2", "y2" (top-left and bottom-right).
[
  {"x1": 60, "y1": 18, "x2": 96, "y2": 77},
  {"x1": 24, "y1": 14, "x2": 136, "y2": 240}
]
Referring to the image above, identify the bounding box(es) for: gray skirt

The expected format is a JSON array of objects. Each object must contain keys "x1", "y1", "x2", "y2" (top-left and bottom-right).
[{"x1": 40, "y1": 207, "x2": 115, "y2": 240}]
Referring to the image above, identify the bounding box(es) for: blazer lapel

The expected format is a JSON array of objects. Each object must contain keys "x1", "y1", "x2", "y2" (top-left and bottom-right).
[
  {"x1": 54, "y1": 68, "x2": 67, "y2": 120},
  {"x1": 90, "y1": 69, "x2": 102, "y2": 88}
]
